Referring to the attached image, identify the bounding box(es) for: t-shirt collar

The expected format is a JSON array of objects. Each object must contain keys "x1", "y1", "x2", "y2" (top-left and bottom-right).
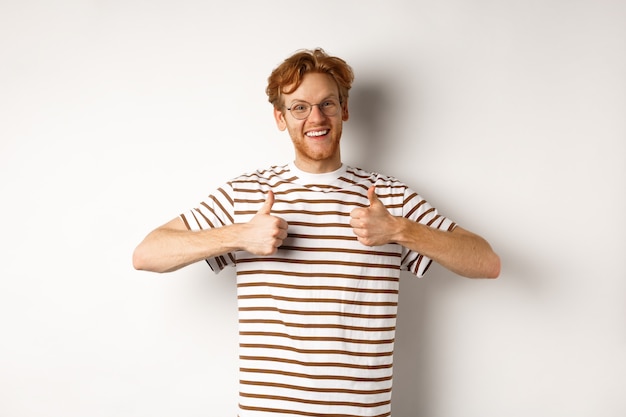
[{"x1": 288, "y1": 161, "x2": 347, "y2": 186}]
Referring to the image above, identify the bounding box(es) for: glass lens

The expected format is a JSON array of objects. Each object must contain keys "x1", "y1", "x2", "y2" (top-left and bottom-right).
[
  {"x1": 290, "y1": 102, "x2": 310, "y2": 119},
  {"x1": 320, "y1": 99, "x2": 339, "y2": 116},
  {"x1": 288, "y1": 99, "x2": 341, "y2": 119}
]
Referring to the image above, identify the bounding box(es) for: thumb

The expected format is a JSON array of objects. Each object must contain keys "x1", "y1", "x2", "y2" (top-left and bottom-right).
[
  {"x1": 257, "y1": 190, "x2": 275, "y2": 215},
  {"x1": 367, "y1": 186, "x2": 381, "y2": 207}
]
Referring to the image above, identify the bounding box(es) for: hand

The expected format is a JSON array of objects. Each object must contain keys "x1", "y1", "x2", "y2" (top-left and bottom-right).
[
  {"x1": 242, "y1": 190, "x2": 288, "y2": 255},
  {"x1": 350, "y1": 186, "x2": 399, "y2": 247}
]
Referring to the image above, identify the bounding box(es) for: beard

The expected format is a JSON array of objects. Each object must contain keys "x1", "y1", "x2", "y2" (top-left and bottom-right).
[{"x1": 287, "y1": 124, "x2": 343, "y2": 165}]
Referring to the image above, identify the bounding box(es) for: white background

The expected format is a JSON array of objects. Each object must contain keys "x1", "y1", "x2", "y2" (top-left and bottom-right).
[{"x1": 1, "y1": 0, "x2": 625, "y2": 416}]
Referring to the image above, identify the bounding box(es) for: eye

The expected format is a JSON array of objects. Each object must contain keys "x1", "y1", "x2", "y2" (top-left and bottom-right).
[
  {"x1": 291, "y1": 103, "x2": 309, "y2": 112},
  {"x1": 321, "y1": 100, "x2": 337, "y2": 109}
]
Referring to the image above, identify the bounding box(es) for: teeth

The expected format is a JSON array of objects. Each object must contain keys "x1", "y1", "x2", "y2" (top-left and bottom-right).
[{"x1": 306, "y1": 130, "x2": 328, "y2": 137}]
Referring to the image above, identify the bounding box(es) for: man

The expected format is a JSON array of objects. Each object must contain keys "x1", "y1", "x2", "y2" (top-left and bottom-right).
[{"x1": 133, "y1": 48, "x2": 500, "y2": 417}]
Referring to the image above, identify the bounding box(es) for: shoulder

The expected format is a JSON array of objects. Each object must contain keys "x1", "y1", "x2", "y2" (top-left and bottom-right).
[
  {"x1": 231, "y1": 164, "x2": 289, "y2": 181},
  {"x1": 344, "y1": 166, "x2": 408, "y2": 189},
  {"x1": 229, "y1": 164, "x2": 292, "y2": 186}
]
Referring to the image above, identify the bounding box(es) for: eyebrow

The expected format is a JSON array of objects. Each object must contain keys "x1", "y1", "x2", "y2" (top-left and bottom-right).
[{"x1": 288, "y1": 95, "x2": 340, "y2": 105}]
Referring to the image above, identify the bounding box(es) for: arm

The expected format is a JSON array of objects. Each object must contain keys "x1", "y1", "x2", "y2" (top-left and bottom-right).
[
  {"x1": 132, "y1": 191, "x2": 288, "y2": 273},
  {"x1": 350, "y1": 187, "x2": 500, "y2": 279},
  {"x1": 393, "y1": 223, "x2": 500, "y2": 278}
]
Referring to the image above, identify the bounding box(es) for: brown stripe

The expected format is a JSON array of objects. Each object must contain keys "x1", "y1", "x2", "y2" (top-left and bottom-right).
[
  {"x1": 238, "y1": 294, "x2": 397, "y2": 308},
  {"x1": 287, "y1": 220, "x2": 351, "y2": 228},
  {"x1": 239, "y1": 403, "x2": 391, "y2": 417},
  {"x1": 195, "y1": 205, "x2": 221, "y2": 227},
  {"x1": 239, "y1": 331, "x2": 395, "y2": 345},
  {"x1": 239, "y1": 344, "x2": 393, "y2": 358},
  {"x1": 426, "y1": 213, "x2": 441, "y2": 227},
  {"x1": 279, "y1": 245, "x2": 400, "y2": 258},
  {"x1": 237, "y1": 269, "x2": 399, "y2": 282},
  {"x1": 416, "y1": 207, "x2": 435, "y2": 223},
  {"x1": 236, "y1": 257, "x2": 400, "y2": 270},
  {"x1": 180, "y1": 214, "x2": 192, "y2": 230},
  {"x1": 239, "y1": 319, "x2": 396, "y2": 333},
  {"x1": 240, "y1": 367, "x2": 393, "y2": 382},
  {"x1": 235, "y1": 209, "x2": 353, "y2": 216},
  {"x1": 239, "y1": 356, "x2": 393, "y2": 370},
  {"x1": 240, "y1": 379, "x2": 392, "y2": 394},
  {"x1": 410, "y1": 254, "x2": 428, "y2": 274},
  {"x1": 215, "y1": 255, "x2": 225, "y2": 270},
  {"x1": 237, "y1": 282, "x2": 398, "y2": 295},
  {"x1": 233, "y1": 178, "x2": 296, "y2": 189},
  {"x1": 238, "y1": 306, "x2": 396, "y2": 320},
  {"x1": 287, "y1": 233, "x2": 356, "y2": 240},
  {"x1": 216, "y1": 186, "x2": 234, "y2": 206},
  {"x1": 235, "y1": 197, "x2": 366, "y2": 207},
  {"x1": 240, "y1": 392, "x2": 390, "y2": 408},
  {"x1": 201, "y1": 193, "x2": 233, "y2": 224}
]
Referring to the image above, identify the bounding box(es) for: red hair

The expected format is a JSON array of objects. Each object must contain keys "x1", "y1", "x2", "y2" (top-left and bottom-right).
[{"x1": 266, "y1": 48, "x2": 354, "y2": 109}]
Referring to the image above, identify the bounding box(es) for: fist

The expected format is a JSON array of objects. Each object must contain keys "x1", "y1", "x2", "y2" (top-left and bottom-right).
[
  {"x1": 350, "y1": 186, "x2": 398, "y2": 246},
  {"x1": 244, "y1": 190, "x2": 288, "y2": 255}
]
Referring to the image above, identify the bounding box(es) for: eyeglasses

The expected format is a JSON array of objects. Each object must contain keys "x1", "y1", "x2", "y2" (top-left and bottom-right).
[{"x1": 286, "y1": 98, "x2": 342, "y2": 120}]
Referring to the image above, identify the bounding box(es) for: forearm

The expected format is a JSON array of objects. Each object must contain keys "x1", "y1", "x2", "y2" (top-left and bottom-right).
[
  {"x1": 393, "y1": 218, "x2": 500, "y2": 278},
  {"x1": 132, "y1": 222, "x2": 245, "y2": 273},
  {"x1": 133, "y1": 198, "x2": 288, "y2": 274}
]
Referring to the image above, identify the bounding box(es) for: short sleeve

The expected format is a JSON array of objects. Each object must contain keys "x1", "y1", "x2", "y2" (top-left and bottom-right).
[
  {"x1": 400, "y1": 187, "x2": 457, "y2": 278},
  {"x1": 179, "y1": 182, "x2": 237, "y2": 273}
]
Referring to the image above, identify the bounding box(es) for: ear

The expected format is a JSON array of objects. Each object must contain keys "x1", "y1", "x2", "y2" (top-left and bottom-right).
[
  {"x1": 341, "y1": 98, "x2": 350, "y2": 121},
  {"x1": 273, "y1": 107, "x2": 287, "y2": 131}
]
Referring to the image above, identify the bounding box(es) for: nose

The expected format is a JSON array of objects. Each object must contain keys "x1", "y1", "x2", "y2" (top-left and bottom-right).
[{"x1": 308, "y1": 104, "x2": 327, "y2": 121}]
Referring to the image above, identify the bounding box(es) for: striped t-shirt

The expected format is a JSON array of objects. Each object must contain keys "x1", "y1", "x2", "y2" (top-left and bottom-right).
[{"x1": 181, "y1": 163, "x2": 456, "y2": 417}]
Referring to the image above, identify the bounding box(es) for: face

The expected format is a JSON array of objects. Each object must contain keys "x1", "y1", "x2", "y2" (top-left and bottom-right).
[{"x1": 273, "y1": 72, "x2": 349, "y2": 173}]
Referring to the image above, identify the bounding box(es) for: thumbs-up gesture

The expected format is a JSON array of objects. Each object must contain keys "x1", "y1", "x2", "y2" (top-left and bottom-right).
[
  {"x1": 243, "y1": 190, "x2": 288, "y2": 255},
  {"x1": 350, "y1": 186, "x2": 399, "y2": 247}
]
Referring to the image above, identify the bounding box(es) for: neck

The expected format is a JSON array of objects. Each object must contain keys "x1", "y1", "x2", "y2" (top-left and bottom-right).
[{"x1": 293, "y1": 157, "x2": 342, "y2": 174}]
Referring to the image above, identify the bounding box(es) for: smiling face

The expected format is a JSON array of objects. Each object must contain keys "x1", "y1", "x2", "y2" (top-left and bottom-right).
[{"x1": 273, "y1": 72, "x2": 349, "y2": 173}]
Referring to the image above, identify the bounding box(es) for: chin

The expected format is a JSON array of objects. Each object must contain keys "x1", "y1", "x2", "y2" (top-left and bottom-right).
[{"x1": 305, "y1": 148, "x2": 339, "y2": 162}]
